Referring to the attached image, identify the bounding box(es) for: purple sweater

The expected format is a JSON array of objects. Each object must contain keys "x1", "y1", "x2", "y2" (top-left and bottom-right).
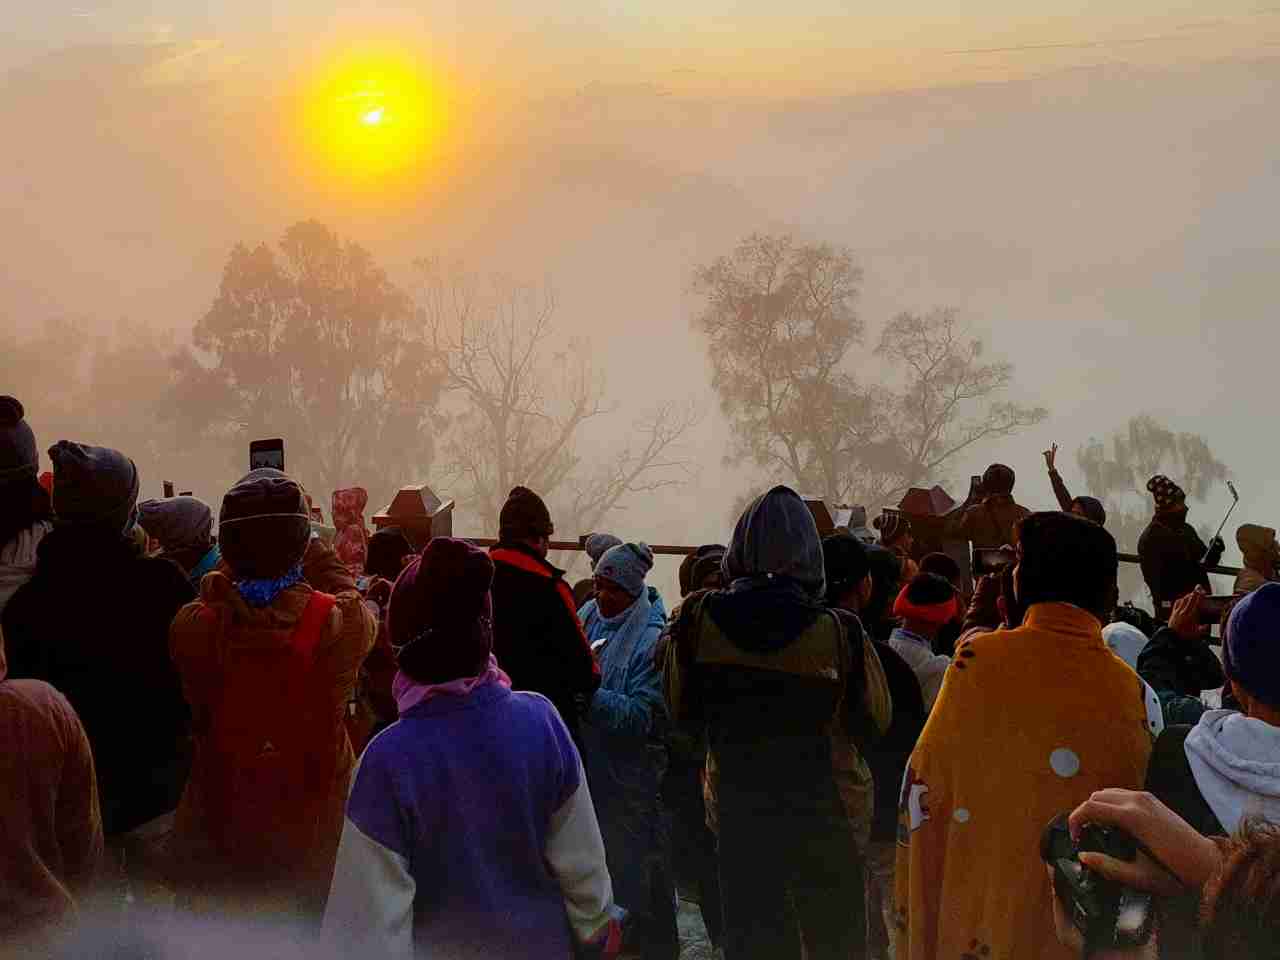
[{"x1": 324, "y1": 681, "x2": 614, "y2": 959}]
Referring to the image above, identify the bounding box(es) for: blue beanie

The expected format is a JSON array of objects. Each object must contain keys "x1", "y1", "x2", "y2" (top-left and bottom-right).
[
  {"x1": 584, "y1": 532, "x2": 623, "y2": 569},
  {"x1": 1226, "y1": 582, "x2": 1280, "y2": 708},
  {"x1": 595, "y1": 542, "x2": 654, "y2": 599}
]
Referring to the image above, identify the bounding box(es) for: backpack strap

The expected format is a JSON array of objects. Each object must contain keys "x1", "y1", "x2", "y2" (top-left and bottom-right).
[{"x1": 292, "y1": 591, "x2": 337, "y2": 665}]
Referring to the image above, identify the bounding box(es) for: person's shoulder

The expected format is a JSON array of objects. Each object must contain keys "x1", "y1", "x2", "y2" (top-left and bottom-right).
[{"x1": 134, "y1": 552, "x2": 196, "y2": 597}]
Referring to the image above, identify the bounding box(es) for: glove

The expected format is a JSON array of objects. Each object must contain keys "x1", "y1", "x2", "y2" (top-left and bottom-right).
[{"x1": 1204, "y1": 536, "x2": 1226, "y2": 568}]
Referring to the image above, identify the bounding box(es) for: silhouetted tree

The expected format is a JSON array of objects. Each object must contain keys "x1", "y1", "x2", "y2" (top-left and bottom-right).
[{"x1": 692, "y1": 235, "x2": 1045, "y2": 507}]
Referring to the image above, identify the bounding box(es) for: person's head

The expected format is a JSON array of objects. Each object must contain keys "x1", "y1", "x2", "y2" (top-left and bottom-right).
[
  {"x1": 724, "y1": 486, "x2": 826, "y2": 601},
  {"x1": 863, "y1": 544, "x2": 903, "y2": 630},
  {"x1": 1200, "y1": 819, "x2": 1280, "y2": 960},
  {"x1": 1101, "y1": 622, "x2": 1149, "y2": 671},
  {"x1": 874, "y1": 511, "x2": 913, "y2": 553},
  {"x1": 690, "y1": 547, "x2": 726, "y2": 592},
  {"x1": 1070, "y1": 496, "x2": 1107, "y2": 527},
  {"x1": 1236, "y1": 524, "x2": 1279, "y2": 571},
  {"x1": 584, "y1": 532, "x2": 623, "y2": 570},
  {"x1": 0, "y1": 396, "x2": 38, "y2": 484},
  {"x1": 1223, "y1": 584, "x2": 1280, "y2": 725},
  {"x1": 1011, "y1": 512, "x2": 1118, "y2": 624},
  {"x1": 389, "y1": 537, "x2": 495, "y2": 686},
  {"x1": 1148, "y1": 474, "x2": 1189, "y2": 523},
  {"x1": 822, "y1": 533, "x2": 873, "y2": 612},
  {"x1": 218, "y1": 468, "x2": 311, "y2": 580},
  {"x1": 48, "y1": 440, "x2": 140, "y2": 535},
  {"x1": 919, "y1": 552, "x2": 962, "y2": 589},
  {"x1": 680, "y1": 544, "x2": 726, "y2": 596},
  {"x1": 498, "y1": 486, "x2": 554, "y2": 557},
  {"x1": 593, "y1": 542, "x2": 655, "y2": 618},
  {"x1": 982, "y1": 463, "x2": 1016, "y2": 497},
  {"x1": 366, "y1": 526, "x2": 415, "y2": 581},
  {"x1": 893, "y1": 573, "x2": 959, "y2": 639},
  {"x1": 136, "y1": 496, "x2": 214, "y2": 556}
]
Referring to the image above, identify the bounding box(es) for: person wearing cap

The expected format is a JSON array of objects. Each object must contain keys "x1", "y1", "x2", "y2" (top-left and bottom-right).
[
  {"x1": 896, "y1": 512, "x2": 1162, "y2": 960},
  {"x1": 1042, "y1": 443, "x2": 1107, "y2": 526},
  {"x1": 324, "y1": 537, "x2": 623, "y2": 960},
  {"x1": 490, "y1": 486, "x2": 600, "y2": 747},
  {"x1": 663, "y1": 486, "x2": 874, "y2": 960},
  {"x1": 3, "y1": 442, "x2": 195, "y2": 849},
  {"x1": 578, "y1": 542, "x2": 677, "y2": 958},
  {"x1": 888, "y1": 574, "x2": 960, "y2": 711},
  {"x1": 1139, "y1": 474, "x2": 1224, "y2": 614},
  {"x1": 1233, "y1": 523, "x2": 1279, "y2": 597},
  {"x1": 944, "y1": 463, "x2": 1032, "y2": 548},
  {"x1": 136, "y1": 495, "x2": 221, "y2": 589},
  {"x1": 0, "y1": 397, "x2": 54, "y2": 617},
  {"x1": 167, "y1": 468, "x2": 375, "y2": 919}
]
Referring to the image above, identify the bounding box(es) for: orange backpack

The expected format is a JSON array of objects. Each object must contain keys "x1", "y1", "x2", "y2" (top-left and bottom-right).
[{"x1": 201, "y1": 590, "x2": 339, "y2": 877}]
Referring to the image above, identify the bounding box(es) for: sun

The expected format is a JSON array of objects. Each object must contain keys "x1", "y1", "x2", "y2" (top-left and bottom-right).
[{"x1": 299, "y1": 46, "x2": 447, "y2": 188}]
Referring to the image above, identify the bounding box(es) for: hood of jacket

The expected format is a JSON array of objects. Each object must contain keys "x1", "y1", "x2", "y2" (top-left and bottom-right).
[
  {"x1": 1185, "y1": 709, "x2": 1280, "y2": 834},
  {"x1": 1237, "y1": 524, "x2": 1278, "y2": 571}
]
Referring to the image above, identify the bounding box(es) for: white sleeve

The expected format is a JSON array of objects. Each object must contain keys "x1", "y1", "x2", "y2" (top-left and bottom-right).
[
  {"x1": 323, "y1": 817, "x2": 416, "y2": 959},
  {"x1": 545, "y1": 765, "x2": 615, "y2": 943}
]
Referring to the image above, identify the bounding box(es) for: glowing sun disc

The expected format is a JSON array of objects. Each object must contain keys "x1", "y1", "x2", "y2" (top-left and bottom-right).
[{"x1": 362, "y1": 107, "x2": 385, "y2": 125}]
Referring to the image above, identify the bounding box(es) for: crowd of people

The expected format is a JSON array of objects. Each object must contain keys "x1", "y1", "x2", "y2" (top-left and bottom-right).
[{"x1": 2, "y1": 390, "x2": 1279, "y2": 960}]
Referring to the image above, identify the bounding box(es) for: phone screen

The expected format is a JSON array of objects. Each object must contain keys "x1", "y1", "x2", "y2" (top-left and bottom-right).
[{"x1": 249, "y1": 439, "x2": 284, "y2": 471}]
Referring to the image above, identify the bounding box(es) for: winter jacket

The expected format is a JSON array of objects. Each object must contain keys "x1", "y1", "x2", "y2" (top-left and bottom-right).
[
  {"x1": 167, "y1": 557, "x2": 376, "y2": 916},
  {"x1": 0, "y1": 521, "x2": 50, "y2": 619},
  {"x1": 1233, "y1": 524, "x2": 1278, "y2": 596},
  {"x1": 1138, "y1": 516, "x2": 1211, "y2": 609},
  {"x1": 944, "y1": 495, "x2": 1030, "y2": 548},
  {"x1": 888, "y1": 627, "x2": 950, "y2": 711},
  {"x1": 1136, "y1": 627, "x2": 1224, "y2": 726},
  {"x1": 2, "y1": 525, "x2": 195, "y2": 836},
  {"x1": 323, "y1": 680, "x2": 616, "y2": 960},
  {"x1": 0, "y1": 640, "x2": 103, "y2": 939},
  {"x1": 895, "y1": 603, "x2": 1162, "y2": 960},
  {"x1": 578, "y1": 589, "x2": 668, "y2": 915},
  {"x1": 490, "y1": 542, "x2": 600, "y2": 745}
]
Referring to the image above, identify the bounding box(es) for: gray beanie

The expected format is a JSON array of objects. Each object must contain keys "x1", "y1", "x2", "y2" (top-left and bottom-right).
[
  {"x1": 0, "y1": 397, "x2": 38, "y2": 479},
  {"x1": 584, "y1": 532, "x2": 623, "y2": 569},
  {"x1": 48, "y1": 441, "x2": 140, "y2": 533},
  {"x1": 595, "y1": 542, "x2": 655, "y2": 599}
]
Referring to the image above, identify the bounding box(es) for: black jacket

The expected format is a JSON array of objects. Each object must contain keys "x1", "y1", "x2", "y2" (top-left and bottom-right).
[
  {"x1": 489, "y1": 542, "x2": 600, "y2": 745},
  {"x1": 1138, "y1": 517, "x2": 1211, "y2": 609},
  {"x1": 1137, "y1": 626, "x2": 1225, "y2": 726},
  {"x1": 2, "y1": 525, "x2": 195, "y2": 836}
]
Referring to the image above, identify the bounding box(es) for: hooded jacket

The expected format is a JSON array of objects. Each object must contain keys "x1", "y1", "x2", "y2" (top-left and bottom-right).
[
  {"x1": 2, "y1": 524, "x2": 195, "y2": 836},
  {"x1": 0, "y1": 520, "x2": 51, "y2": 619},
  {"x1": 1185, "y1": 710, "x2": 1280, "y2": 832},
  {"x1": 1234, "y1": 524, "x2": 1278, "y2": 596}
]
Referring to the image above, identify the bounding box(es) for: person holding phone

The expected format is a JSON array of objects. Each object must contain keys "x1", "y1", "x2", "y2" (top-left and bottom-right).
[
  {"x1": 1138, "y1": 476, "x2": 1224, "y2": 617},
  {"x1": 944, "y1": 463, "x2": 1031, "y2": 548}
]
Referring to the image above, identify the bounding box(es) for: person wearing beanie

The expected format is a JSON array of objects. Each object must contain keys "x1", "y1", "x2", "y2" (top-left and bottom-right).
[
  {"x1": 576, "y1": 543, "x2": 677, "y2": 956},
  {"x1": 1234, "y1": 523, "x2": 1279, "y2": 597},
  {"x1": 584, "y1": 532, "x2": 623, "y2": 570},
  {"x1": 887, "y1": 573, "x2": 960, "y2": 711},
  {"x1": 166, "y1": 468, "x2": 375, "y2": 921},
  {"x1": 490, "y1": 486, "x2": 600, "y2": 748},
  {"x1": 822, "y1": 533, "x2": 910, "y2": 960},
  {"x1": 1138, "y1": 474, "x2": 1224, "y2": 614},
  {"x1": 3, "y1": 442, "x2": 195, "y2": 869},
  {"x1": 663, "y1": 487, "x2": 875, "y2": 960},
  {"x1": 0, "y1": 398, "x2": 54, "y2": 618},
  {"x1": 945, "y1": 461, "x2": 1032, "y2": 548},
  {"x1": 679, "y1": 543, "x2": 727, "y2": 597},
  {"x1": 324, "y1": 538, "x2": 623, "y2": 960},
  {"x1": 1042, "y1": 442, "x2": 1108, "y2": 527},
  {"x1": 896, "y1": 512, "x2": 1162, "y2": 960},
  {"x1": 137, "y1": 496, "x2": 221, "y2": 588}
]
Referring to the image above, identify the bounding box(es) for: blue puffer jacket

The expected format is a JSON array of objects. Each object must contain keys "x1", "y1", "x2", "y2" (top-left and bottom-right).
[{"x1": 578, "y1": 588, "x2": 669, "y2": 914}]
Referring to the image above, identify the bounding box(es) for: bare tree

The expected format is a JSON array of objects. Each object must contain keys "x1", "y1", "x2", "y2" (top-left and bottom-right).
[{"x1": 418, "y1": 258, "x2": 700, "y2": 539}]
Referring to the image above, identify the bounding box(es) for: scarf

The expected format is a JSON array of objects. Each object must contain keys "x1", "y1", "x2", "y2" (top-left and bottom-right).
[
  {"x1": 234, "y1": 562, "x2": 304, "y2": 608},
  {"x1": 393, "y1": 654, "x2": 512, "y2": 715}
]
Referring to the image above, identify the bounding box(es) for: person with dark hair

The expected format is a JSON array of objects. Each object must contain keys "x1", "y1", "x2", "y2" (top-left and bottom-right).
[
  {"x1": 1138, "y1": 475, "x2": 1224, "y2": 614},
  {"x1": 167, "y1": 468, "x2": 376, "y2": 919},
  {"x1": 0, "y1": 398, "x2": 53, "y2": 618},
  {"x1": 874, "y1": 512, "x2": 919, "y2": 583},
  {"x1": 323, "y1": 537, "x2": 622, "y2": 960},
  {"x1": 3, "y1": 442, "x2": 194, "y2": 857},
  {"x1": 365, "y1": 526, "x2": 414, "y2": 582},
  {"x1": 823, "y1": 533, "x2": 918, "y2": 960},
  {"x1": 689, "y1": 546, "x2": 726, "y2": 593},
  {"x1": 918, "y1": 553, "x2": 964, "y2": 657},
  {"x1": 137, "y1": 495, "x2": 221, "y2": 588},
  {"x1": 919, "y1": 552, "x2": 960, "y2": 586},
  {"x1": 489, "y1": 486, "x2": 600, "y2": 746},
  {"x1": 945, "y1": 462, "x2": 1032, "y2": 548},
  {"x1": 862, "y1": 544, "x2": 904, "y2": 643},
  {"x1": 896, "y1": 511, "x2": 1163, "y2": 960},
  {"x1": 1043, "y1": 443, "x2": 1107, "y2": 526},
  {"x1": 888, "y1": 573, "x2": 959, "y2": 710},
  {"x1": 663, "y1": 486, "x2": 876, "y2": 960}
]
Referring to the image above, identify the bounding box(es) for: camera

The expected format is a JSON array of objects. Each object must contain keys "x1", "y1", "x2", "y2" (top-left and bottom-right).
[
  {"x1": 971, "y1": 545, "x2": 1016, "y2": 577},
  {"x1": 1041, "y1": 814, "x2": 1154, "y2": 954}
]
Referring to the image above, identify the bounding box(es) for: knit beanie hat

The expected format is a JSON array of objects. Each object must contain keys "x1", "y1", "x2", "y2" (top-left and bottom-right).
[
  {"x1": 585, "y1": 533, "x2": 623, "y2": 569},
  {"x1": 893, "y1": 573, "x2": 959, "y2": 626},
  {"x1": 680, "y1": 544, "x2": 726, "y2": 597},
  {"x1": 595, "y1": 542, "x2": 655, "y2": 599},
  {"x1": 822, "y1": 534, "x2": 872, "y2": 604},
  {"x1": 1148, "y1": 475, "x2": 1187, "y2": 514},
  {"x1": 983, "y1": 463, "x2": 1016, "y2": 497},
  {"x1": 218, "y1": 468, "x2": 311, "y2": 579},
  {"x1": 0, "y1": 397, "x2": 38, "y2": 479},
  {"x1": 389, "y1": 537, "x2": 495, "y2": 685},
  {"x1": 1225, "y1": 582, "x2": 1280, "y2": 709},
  {"x1": 1072, "y1": 495, "x2": 1107, "y2": 527},
  {"x1": 691, "y1": 547, "x2": 727, "y2": 591},
  {"x1": 874, "y1": 511, "x2": 910, "y2": 546},
  {"x1": 48, "y1": 441, "x2": 140, "y2": 533},
  {"x1": 137, "y1": 496, "x2": 214, "y2": 552},
  {"x1": 499, "y1": 486, "x2": 554, "y2": 542}
]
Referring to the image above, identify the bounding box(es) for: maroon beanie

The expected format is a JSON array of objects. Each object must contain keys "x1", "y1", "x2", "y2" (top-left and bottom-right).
[{"x1": 389, "y1": 537, "x2": 495, "y2": 685}]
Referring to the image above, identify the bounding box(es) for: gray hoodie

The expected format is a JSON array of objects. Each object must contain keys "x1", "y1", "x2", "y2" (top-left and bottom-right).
[{"x1": 1184, "y1": 708, "x2": 1280, "y2": 833}]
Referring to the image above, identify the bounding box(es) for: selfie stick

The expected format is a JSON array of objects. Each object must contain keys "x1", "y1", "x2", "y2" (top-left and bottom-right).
[{"x1": 1202, "y1": 481, "x2": 1240, "y2": 565}]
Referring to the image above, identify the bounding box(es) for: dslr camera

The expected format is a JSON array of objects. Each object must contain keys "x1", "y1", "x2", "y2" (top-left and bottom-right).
[{"x1": 1041, "y1": 814, "x2": 1154, "y2": 954}]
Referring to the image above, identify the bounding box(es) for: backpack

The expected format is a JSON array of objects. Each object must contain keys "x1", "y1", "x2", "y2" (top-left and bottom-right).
[{"x1": 201, "y1": 590, "x2": 339, "y2": 877}]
